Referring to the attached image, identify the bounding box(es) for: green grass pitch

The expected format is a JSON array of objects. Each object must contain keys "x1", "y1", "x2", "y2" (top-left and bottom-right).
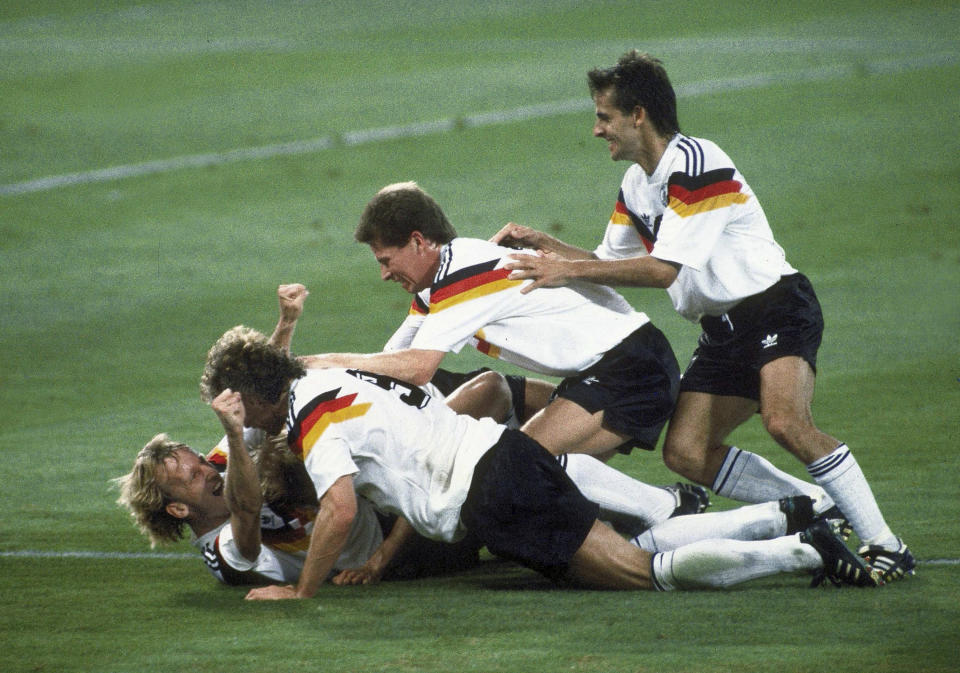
[{"x1": 1, "y1": 1, "x2": 958, "y2": 671}]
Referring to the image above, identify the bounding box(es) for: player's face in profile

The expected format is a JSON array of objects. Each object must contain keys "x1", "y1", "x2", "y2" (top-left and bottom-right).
[
  {"x1": 593, "y1": 89, "x2": 643, "y2": 162},
  {"x1": 369, "y1": 234, "x2": 436, "y2": 293},
  {"x1": 159, "y1": 448, "x2": 228, "y2": 518},
  {"x1": 241, "y1": 392, "x2": 288, "y2": 436}
]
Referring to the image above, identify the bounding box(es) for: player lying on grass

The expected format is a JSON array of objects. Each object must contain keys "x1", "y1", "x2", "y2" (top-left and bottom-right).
[
  {"x1": 197, "y1": 323, "x2": 881, "y2": 598},
  {"x1": 114, "y1": 284, "x2": 478, "y2": 586},
  {"x1": 114, "y1": 401, "x2": 837, "y2": 594},
  {"x1": 114, "y1": 284, "x2": 701, "y2": 589}
]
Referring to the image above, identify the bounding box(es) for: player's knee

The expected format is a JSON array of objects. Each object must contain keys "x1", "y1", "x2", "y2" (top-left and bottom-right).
[
  {"x1": 468, "y1": 370, "x2": 506, "y2": 393},
  {"x1": 661, "y1": 436, "x2": 708, "y2": 479},
  {"x1": 761, "y1": 410, "x2": 808, "y2": 451},
  {"x1": 461, "y1": 371, "x2": 512, "y2": 421}
]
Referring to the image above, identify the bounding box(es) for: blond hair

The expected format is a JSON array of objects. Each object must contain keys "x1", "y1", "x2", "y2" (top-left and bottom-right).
[
  {"x1": 251, "y1": 433, "x2": 317, "y2": 509},
  {"x1": 113, "y1": 434, "x2": 193, "y2": 547}
]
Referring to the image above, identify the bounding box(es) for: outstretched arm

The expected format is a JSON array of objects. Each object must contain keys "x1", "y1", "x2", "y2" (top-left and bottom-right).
[
  {"x1": 504, "y1": 252, "x2": 680, "y2": 294},
  {"x1": 210, "y1": 389, "x2": 263, "y2": 563},
  {"x1": 268, "y1": 283, "x2": 309, "y2": 353},
  {"x1": 300, "y1": 348, "x2": 446, "y2": 388}
]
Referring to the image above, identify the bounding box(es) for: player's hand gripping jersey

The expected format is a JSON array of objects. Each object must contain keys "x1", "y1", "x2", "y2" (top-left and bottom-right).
[
  {"x1": 595, "y1": 134, "x2": 796, "y2": 321},
  {"x1": 383, "y1": 237, "x2": 648, "y2": 377},
  {"x1": 286, "y1": 368, "x2": 506, "y2": 543}
]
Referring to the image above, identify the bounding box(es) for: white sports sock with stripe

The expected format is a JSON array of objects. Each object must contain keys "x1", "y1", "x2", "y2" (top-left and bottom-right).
[
  {"x1": 713, "y1": 446, "x2": 831, "y2": 507},
  {"x1": 632, "y1": 501, "x2": 784, "y2": 552},
  {"x1": 650, "y1": 534, "x2": 821, "y2": 591},
  {"x1": 560, "y1": 454, "x2": 676, "y2": 530},
  {"x1": 806, "y1": 443, "x2": 897, "y2": 549}
]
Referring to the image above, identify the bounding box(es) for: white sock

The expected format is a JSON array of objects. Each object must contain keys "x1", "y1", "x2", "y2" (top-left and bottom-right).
[
  {"x1": 633, "y1": 501, "x2": 784, "y2": 552},
  {"x1": 713, "y1": 446, "x2": 831, "y2": 508},
  {"x1": 650, "y1": 534, "x2": 821, "y2": 591},
  {"x1": 806, "y1": 444, "x2": 897, "y2": 549},
  {"x1": 560, "y1": 454, "x2": 676, "y2": 529}
]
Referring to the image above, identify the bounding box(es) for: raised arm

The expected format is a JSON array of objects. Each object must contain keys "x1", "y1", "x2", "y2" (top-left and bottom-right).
[
  {"x1": 210, "y1": 389, "x2": 263, "y2": 563},
  {"x1": 268, "y1": 283, "x2": 309, "y2": 353}
]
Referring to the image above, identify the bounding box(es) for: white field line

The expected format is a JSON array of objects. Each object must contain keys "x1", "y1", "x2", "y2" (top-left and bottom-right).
[
  {"x1": 0, "y1": 549, "x2": 957, "y2": 565},
  {"x1": 0, "y1": 549, "x2": 194, "y2": 560},
  {"x1": 1, "y1": 52, "x2": 956, "y2": 198}
]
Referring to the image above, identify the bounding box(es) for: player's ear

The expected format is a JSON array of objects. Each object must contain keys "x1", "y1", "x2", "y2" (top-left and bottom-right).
[
  {"x1": 165, "y1": 502, "x2": 190, "y2": 520},
  {"x1": 410, "y1": 230, "x2": 425, "y2": 250},
  {"x1": 632, "y1": 105, "x2": 646, "y2": 127}
]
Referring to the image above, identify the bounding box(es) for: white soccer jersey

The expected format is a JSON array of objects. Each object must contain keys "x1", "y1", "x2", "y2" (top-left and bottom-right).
[
  {"x1": 393, "y1": 237, "x2": 648, "y2": 377},
  {"x1": 192, "y1": 499, "x2": 383, "y2": 586},
  {"x1": 286, "y1": 368, "x2": 506, "y2": 543},
  {"x1": 594, "y1": 134, "x2": 796, "y2": 321},
  {"x1": 197, "y1": 429, "x2": 384, "y2": 585}
]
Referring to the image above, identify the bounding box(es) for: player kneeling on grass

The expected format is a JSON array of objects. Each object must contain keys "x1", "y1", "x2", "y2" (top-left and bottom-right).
[{"x1": 198, "y1": 324, "x2": 881, "y2": 598}]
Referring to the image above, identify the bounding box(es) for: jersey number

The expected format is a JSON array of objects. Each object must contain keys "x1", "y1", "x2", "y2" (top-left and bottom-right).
[{"x1": 345, "y1": 369, "x2": 431, "y2": 409}]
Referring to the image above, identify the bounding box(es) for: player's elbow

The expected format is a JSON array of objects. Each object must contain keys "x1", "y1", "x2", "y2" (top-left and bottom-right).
[
  {"x1": 328, "y1": 504, "x2": 357, "y2": 537},
  {"x1": 407, "y1": 368, "x2": 436, "y2": 387}
]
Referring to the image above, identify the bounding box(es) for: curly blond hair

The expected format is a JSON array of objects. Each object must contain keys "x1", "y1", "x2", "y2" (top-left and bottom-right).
[{"x1": 200, "y1": 325, "x2": 305, "y2": 404}]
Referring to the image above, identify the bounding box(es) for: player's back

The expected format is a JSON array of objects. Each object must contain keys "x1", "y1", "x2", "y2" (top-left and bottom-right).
[{"x1": 287, "y1": 368, "x2": 505, "y2": 542}]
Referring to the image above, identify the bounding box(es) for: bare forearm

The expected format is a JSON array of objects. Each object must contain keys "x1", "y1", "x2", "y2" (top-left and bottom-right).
[
  {"x1": 268, "y1": 318, "x2": 298, "y2": 353},
  {"x1": 301, "y1": 349, "x2": 443, "y2": 387},
  {"x1": 295, "y1": 519, "x2": 350, "y2": 598},
  {"x1": 368, "y1": 517, "x2": 415, "y2": 575},
  {"x1": 562, "y1": 255, "x2": 678, "y2": 289},
  {"x1": 224, "y1": 430, "x2": 262, "y2": 517},
  {"x1": 269, "y1": 283, "x2": 309, "y2": 352},
  {"x1": 295, "y1": 476, "x2": 357, "y2": 598},
  {"x1": 211, "y1": 389, "x2": 263, "y2": 561}
]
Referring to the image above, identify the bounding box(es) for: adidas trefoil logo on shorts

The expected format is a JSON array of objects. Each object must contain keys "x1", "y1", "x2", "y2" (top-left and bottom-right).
[{"x1": 761, "y1": 333, "x2": 779, "y2": 349}]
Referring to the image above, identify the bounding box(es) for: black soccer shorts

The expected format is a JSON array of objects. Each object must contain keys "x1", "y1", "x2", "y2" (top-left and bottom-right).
[
  {"x1": 680, "y1": 273, "x2": 825, "y2": 401},
  {"x1": 460, "y1": 429, "x2": 599, "y2": 582}
]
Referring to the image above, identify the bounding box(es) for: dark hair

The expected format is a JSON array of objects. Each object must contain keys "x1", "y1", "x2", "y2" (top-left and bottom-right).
[
  {"x1": 587, "y1": 50, "x2": 680, "y2": 137},
  {"x1": 200, "y1": 325, "x2": 305, "y2": 404},
  {"x1": 354, "y1": 181, "x2": 457, "y2": 247}
]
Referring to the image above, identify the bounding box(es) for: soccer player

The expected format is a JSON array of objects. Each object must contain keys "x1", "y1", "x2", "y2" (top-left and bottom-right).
[
  {"x1": 112, "y1": 283, "x2": 689, "y2": 591},
  {"x1": 303, "y1": 180, "x2": 682, "y2": 464},
  {"x1": 489, "y1": 50, "x2": 913, "y2": 582},
  {"x1": 114, "y1": 415, "x2": 484, "y2": 590},
  {"x1": 198, "y1": 324, "x2": 879, "y2": 599}
]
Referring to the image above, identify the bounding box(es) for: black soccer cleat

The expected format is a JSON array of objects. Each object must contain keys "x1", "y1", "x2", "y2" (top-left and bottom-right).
[
  {"x1": 667, "y1": 482, "x2": 711, "y2": 517},
  {"x1": 780, "y1": 495, "x2": 816, "y2": 535},
  {"x1": 801, "y1": 519, "x2": 882, "y2": 588},
  {"x1": 817, "y1": 504, "x2": 853, "y2": 541},
  {"x1": 858, "y1": 539, "x2": 916, "y2": 584}
]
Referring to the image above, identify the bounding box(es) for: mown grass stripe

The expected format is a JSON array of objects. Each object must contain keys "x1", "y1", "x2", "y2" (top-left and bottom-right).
[{"x1": 2, "y1": 53, "x2": 955, "y2": 198}]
